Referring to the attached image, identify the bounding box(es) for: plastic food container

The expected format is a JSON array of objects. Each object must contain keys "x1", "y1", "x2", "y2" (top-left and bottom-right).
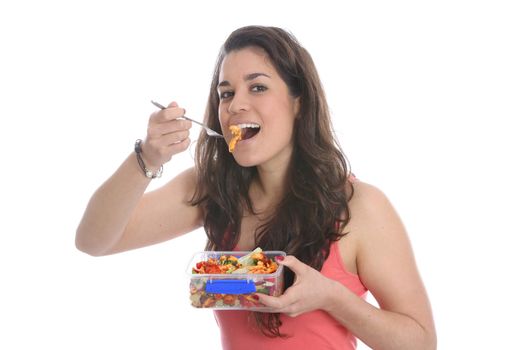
[{"x1": 186, "y1": 250, "x2": 286, "y2": 310}]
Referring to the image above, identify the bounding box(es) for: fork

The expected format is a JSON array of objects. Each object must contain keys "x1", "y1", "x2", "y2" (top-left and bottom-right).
[{"x1": 150, "y1": 100, "x2": 224, "y2": 138}]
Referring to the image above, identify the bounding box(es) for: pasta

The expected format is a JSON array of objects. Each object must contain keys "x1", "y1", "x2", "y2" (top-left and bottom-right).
[{"x1": 229, "y1": 125, "x2": 242, "y2": 152}]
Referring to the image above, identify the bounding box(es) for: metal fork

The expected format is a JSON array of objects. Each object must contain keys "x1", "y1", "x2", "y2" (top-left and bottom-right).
[{"x1": 150, "y1": 100, "x2": 224, "y2": 138}]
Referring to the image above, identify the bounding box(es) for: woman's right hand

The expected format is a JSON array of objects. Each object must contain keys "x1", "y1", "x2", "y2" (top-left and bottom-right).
[{"x1": 141, "y1": 101, "x2": 192, "y2": 169}]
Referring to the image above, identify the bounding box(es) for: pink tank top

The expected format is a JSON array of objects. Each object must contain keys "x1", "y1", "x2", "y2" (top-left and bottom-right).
[{"x1": 213, "y1": 241, "x2": 368, "y2": 350}]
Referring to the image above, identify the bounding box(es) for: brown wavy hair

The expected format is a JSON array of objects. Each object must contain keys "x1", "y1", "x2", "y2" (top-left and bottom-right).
[{"x1": 191, "y1": 25, "x2": 353, "y2": 337}]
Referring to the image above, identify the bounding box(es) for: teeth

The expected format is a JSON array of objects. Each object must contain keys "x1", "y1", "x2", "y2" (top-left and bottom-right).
[{"x1": 237, "y1": 123, "x2": 260, "y2": 129}]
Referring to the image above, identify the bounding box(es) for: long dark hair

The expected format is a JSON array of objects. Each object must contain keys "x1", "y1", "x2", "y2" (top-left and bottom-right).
[{"x1": 191, "y1": 25, "x2": 353, "y2": 337}]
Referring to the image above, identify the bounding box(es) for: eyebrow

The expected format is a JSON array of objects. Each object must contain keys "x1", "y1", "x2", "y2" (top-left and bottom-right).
[{"x1": 218, "y1": 72, "x2": 271, "y2": 88}]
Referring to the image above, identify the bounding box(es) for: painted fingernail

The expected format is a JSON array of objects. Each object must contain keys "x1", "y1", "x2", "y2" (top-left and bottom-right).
[
  {"x1": 275, "y1": 256, "x2": 284, "y2": 262},
  {"x1": 252, "y1": 294, "x2": 259, "y2": 300}
]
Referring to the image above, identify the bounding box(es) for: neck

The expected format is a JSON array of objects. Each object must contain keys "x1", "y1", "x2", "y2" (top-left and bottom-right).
[{"x1": 251, "y1": 151, "x2": 292, "y2": 212}]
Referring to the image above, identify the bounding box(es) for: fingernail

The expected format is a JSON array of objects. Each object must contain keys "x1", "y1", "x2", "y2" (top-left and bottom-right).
[
  {"x1": 275, "y1": 256, "x2": 284, "y2": 262},
  {"x1": 252, "y1": 294, "x2": 259, "y2": 300}
]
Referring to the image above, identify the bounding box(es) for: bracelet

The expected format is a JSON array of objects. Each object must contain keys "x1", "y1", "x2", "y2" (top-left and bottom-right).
[{"x1": 134, "y1": 139, "x2": 163, "y2": 179}]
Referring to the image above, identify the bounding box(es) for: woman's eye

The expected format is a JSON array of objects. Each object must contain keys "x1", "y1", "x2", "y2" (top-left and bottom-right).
[
  {"x1": 219, "y1": 91, "x2": 233, "y2": 99},
  {"x1": 251, "y1": 85, "x2": 267, "y2": 93}
]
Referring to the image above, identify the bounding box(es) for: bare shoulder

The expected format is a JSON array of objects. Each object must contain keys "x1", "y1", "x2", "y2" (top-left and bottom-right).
[
  {"x1": 338, "y1": 180, "x2": 394, "y2": 273},
  {"x1": 346, "y1": 180, "x2": 412, "y2": 276},
  {"x1": 343, "y1": 180, "x2": 404, "y2": 244},
  {"x1": 344, "y1": 180, "x2": 435, "y2": 333},
  {"x1": 349, "y1": 180, "x2": 392, "y2": 215}
]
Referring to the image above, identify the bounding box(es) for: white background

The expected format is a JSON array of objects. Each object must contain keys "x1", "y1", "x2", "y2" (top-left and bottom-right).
[{"x1": 1, "y1": 1, "x2": 524, "y2": 349}]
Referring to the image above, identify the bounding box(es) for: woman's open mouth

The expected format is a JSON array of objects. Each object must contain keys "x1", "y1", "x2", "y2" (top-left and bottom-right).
[
  {"x1": 239, "y1": 123, "x2": 261, "y2": 140},
  {"x1": 228, "y1": 123, "x2": 261, "y2": 152}
]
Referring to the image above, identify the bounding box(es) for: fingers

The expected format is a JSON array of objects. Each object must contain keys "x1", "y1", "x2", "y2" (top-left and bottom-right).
[
  {"x1": 141, "y1": 101, "x2": 192, "y2": 167},
  {"x1": 145, "y1": 127, "x2": 191, "y2": 151},
  {"x1": 167, "y1": 137, "x2": 191, "y2": 153},
  {"x1": 141, "y1": 136, "x2": 191, "y2": 168},
  {"x1": 151, "y1": 107, "x2": 187, "y2": 124},
  {"x1": 255, "y1": 255, "x2": 325, "y2": 317},
  {"x1": 254, "y1": 256, "x2": 306, "y2": 312},
  {"x1": 163, "y1": 129, "x2": 190, "y2": 145},
  {"x1": 256, "y1": 292, "x2": 302, "y2": 317},
  {"x1": 276, "y1": 255, "x2": 308, "y2": 276},
  {"x1": 148, "y1": 119, "x2": 192, "y2": 138},
  {"x1": 256, "y1": 291, "x2": 295, "y2": 310}
]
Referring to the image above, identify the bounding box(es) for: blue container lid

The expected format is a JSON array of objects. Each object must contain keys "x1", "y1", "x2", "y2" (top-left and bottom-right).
[{"x1": 205, "y1": 279, "x2": 256, "y2": 295}]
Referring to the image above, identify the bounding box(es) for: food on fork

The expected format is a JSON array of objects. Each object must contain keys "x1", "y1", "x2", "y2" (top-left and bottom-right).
[
  {"x1": 228, "y1": 124, "x2": 261, "y2": 152},
  {"x1": 229, "y1": 125, "x2": 242, "y2": 152}
]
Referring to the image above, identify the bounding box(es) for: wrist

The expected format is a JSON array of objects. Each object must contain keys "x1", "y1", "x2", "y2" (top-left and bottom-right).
[
  {"x1": 323, "y1": 279, "x2": 348, "y2": 314},
  {"x1": 134, "y1": 139, "x2": 163, "y2": 179}
]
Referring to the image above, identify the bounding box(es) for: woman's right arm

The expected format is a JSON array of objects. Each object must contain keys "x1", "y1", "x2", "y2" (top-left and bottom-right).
[{"x1": 75, "y1": 102, "x2": 202, "y2": 256}]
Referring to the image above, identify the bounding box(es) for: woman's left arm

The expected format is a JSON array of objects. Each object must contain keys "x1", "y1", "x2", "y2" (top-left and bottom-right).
[{"x1": 257, "y1": 182, "x2": 436, "y2": 350}]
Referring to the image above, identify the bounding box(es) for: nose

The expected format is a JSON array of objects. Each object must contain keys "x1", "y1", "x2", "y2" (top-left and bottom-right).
[{"x1": 227, "y1": 90, "x2": 250, "y2": 114}]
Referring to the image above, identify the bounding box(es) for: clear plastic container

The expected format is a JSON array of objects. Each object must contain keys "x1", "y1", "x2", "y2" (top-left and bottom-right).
[{"x1": 186, "y1": 250, "x2": 286, "y2": 310}]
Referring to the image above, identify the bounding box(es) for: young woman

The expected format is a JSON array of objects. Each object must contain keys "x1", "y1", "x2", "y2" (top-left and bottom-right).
[{"x1": 76, "y1": 26, "x2": 436, "y2": 349}]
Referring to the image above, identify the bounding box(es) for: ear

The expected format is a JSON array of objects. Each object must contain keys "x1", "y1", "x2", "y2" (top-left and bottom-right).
[{"x1": 293, "y1": 96, "x2": 301, "y2": 118}]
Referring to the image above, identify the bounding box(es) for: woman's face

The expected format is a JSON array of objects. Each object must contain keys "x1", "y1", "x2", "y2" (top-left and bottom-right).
[{"x1": 218, "y1": 47, "x2": 300, "y2": 168}]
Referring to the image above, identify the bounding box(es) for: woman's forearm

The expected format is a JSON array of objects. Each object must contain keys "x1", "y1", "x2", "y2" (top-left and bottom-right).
[
  {"x1": 325, "y1": 282, "x2": 436, "y2": 350},
  {"x1": 75, "y1": 153, "x2": 152, "y2": 256}
]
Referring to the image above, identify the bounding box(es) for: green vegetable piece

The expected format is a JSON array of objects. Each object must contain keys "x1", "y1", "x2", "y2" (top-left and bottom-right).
[{"x1": 237, "y1": 247, "x2": 262, "y2": 267}]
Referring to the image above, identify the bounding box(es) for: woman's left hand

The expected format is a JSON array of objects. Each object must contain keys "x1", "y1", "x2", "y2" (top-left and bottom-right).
[{"x1": 255, "y1": 255, "x2": 341, "y2": 317}]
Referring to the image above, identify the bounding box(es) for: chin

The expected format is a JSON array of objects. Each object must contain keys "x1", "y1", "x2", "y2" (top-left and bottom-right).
[
  {"x1": 231, "y1": 150, "x2": 263, "y2": 168},
  {"x1": 232, "y1": 155, "x2": 260, "y2": 168}
]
